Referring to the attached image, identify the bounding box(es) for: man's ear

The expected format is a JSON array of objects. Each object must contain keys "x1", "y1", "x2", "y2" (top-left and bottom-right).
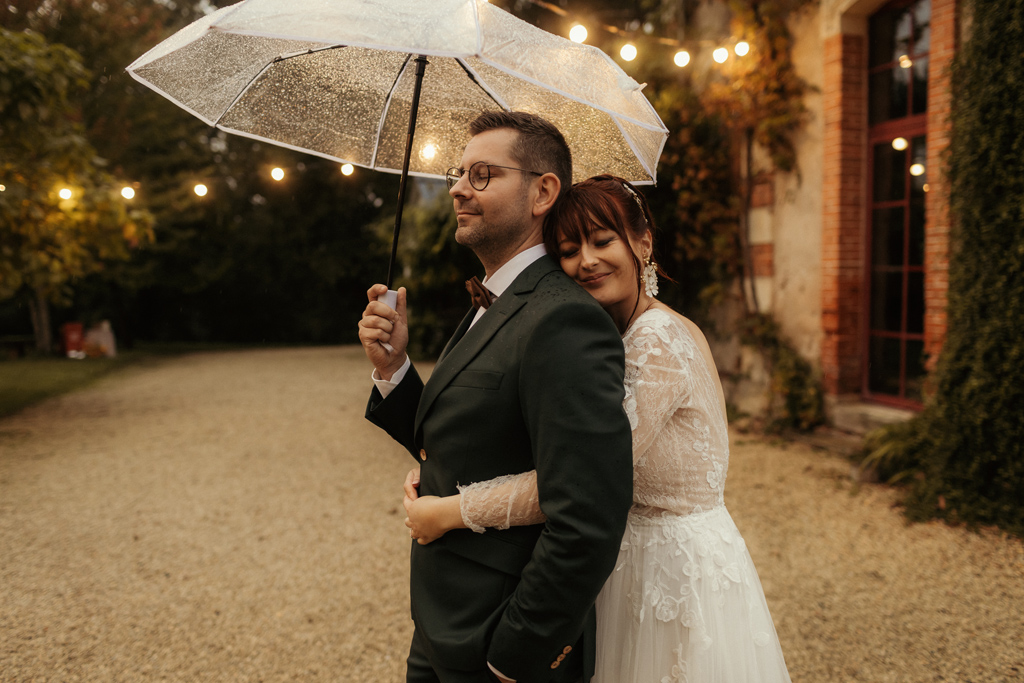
[{"x1": 531, "y1": 173, "x2": 561, "y2": 217}]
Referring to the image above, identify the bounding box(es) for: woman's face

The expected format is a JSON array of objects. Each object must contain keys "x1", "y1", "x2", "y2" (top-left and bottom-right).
[{"x1": 556, "y1": 224, "x2": 651, "y2": 326}]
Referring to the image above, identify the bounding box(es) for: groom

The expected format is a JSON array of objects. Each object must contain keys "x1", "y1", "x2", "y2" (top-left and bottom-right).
[{"x1": 358, "y1": 111, "x2": 633, "y2": 683}]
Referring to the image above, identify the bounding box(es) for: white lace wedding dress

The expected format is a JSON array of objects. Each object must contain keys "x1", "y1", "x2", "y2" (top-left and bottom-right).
[{"x1": 459, "y1": 308, "x2": 791, "y2": 683}]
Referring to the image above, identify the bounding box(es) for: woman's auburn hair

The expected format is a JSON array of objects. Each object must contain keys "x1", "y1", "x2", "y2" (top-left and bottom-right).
[{"x1": 542, "y1": 175, "x2": 664, "y2": 283}]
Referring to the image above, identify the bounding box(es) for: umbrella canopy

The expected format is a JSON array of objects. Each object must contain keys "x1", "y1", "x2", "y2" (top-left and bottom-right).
[{"x1": 127, "y1": 0, "x2": 668, "y2": 185}]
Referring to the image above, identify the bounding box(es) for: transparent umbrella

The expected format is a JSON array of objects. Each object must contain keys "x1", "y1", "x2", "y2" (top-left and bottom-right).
[{"x1": 127, "y1": 0, "x2": 669, "y2": 288}]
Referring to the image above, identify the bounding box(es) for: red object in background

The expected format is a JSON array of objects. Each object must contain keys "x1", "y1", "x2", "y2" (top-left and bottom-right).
[{"x1": 61, "y1": 322, "x2": 84, "y2": 356}]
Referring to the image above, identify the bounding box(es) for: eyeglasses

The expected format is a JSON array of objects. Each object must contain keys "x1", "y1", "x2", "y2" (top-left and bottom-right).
[{"x1": 446, "y1": 161, "x2": 543, "y2": 191}]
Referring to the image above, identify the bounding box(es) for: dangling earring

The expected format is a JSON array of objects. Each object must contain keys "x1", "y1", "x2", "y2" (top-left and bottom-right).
[{"x1": 641, "y1": 254, "x2": 659, "y2": 297}]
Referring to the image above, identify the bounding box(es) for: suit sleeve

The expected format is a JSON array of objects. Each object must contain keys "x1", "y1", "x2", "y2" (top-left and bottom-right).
[
  {"x1": 364, "y1": 364, "x2": 426, "y2": 460},
  {"x1": 487, "y1": 300, "x2": 633, "y2": 680}
]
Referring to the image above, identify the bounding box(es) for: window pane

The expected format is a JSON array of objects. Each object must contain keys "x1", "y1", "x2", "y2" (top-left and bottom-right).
[
  {"x1": 874, "y1": 143, "x2": 907, "y2": 201},
  {"x1": 907, "y1": 272, "x2": 925, "y2": 334},
  {"x1": 869, "y1": 336, "x2": 902, "y2": 396},
  {"x1": 873, "y1": 207, "x2": 905, "y2": 267},
  {"x1": 909, "y1": 198, "x2": 925, "y2": 266},
  {"x1": 913, "y1": 0, "x2": 932, "y2": 55},
  {"x1": 869, "y1": 10, "x2": 897, "y2": 68},
  {"x1": 870, "y1": 67, "x2": 910, "y2": 123},
  {"x1": 871, "y1": 271, "x2": 904, "y2": 332},
  {"x1": 895, "y1": 8, "x2": 913, "y2": 58},
  {"x1": 912, "y1": 57, "x2": 929, "y2": 114},
  {"x1": 905, "y1": 339, "x2": 926, "y2": 401}
]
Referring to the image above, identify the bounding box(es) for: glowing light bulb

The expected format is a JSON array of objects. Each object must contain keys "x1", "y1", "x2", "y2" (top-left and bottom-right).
[
  {"x1": 892, "y1": 137, "x2": 909, "y2": 151},
  {"x1": 421, "y1": 143, "x2": 438, "y2": 161},
  {"x1": 59, "y1": 188, "x2": 72, "y2": 200},
  {"x1": 620, "y1": 43, "x2": 637, "y2": 62},
  {"x1": 121, "y1": 187, "x2": 135, "y2": 199},
  {"x1": 341, "y1": 164, "x2": 354, "y2": 176},
  {"x1": 713, "y1": 47, "x2": 729, "y2": 64},
  {"x1": 271, "y1": 167, "x2": 285, "y2": 181},
  {"x1": 735, "y1": 41, "x2": 750, "y2": 56},
  {"x1": 899, "y1": 54, "x2": 913, "y2": 69},
  {"x1": 569, "y1": 25, "x2": 587, "y2": 43},
  {"x1": 910, "y1": 163, "x2": 925, "y2": 176},
  {"x1": 194, "y1": 184, "x2": 208, "y2": 197},
  {"x1": 923, "y1": 183, "x2": 931, "y2": 192},
  {"x1": 0, "y1": 184, "x2": 6, "y2": 192},
  {"x1": 674, "y1": 50, "x2": 691, "y2": 67}
]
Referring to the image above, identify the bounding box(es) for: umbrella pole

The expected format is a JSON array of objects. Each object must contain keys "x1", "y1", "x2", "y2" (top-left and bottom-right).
[{"x1": 385, "y1": 54, "x2": 429, "y2": 291}]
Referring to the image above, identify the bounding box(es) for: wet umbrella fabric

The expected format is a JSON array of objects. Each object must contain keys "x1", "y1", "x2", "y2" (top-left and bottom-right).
[{"x1": 126, "y1": 0, "x2": 669, "y2": 285}]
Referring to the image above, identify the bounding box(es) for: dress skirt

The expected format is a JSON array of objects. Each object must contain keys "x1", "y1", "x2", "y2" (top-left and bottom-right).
[{"x1": 593, "y1": 506, "x2": 792, "y2": 683}]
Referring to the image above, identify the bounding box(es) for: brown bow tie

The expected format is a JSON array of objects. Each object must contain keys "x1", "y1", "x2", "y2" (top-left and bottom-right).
[{"x1": 466, "y1": 276, "x2": 495, "y2": 310}]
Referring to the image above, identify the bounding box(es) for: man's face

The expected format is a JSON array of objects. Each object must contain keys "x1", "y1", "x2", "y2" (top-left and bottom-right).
[{"x1": 449, "y1": 128, "x2": 533, "y2": 256}]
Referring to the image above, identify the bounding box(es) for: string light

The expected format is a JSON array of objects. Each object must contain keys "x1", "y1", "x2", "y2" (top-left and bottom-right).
[
  {"x1": 910, "y1": 163, "x2": 925, "y2": 176},
  {"x1": 569, "y1": 24, "x2": 588, "y2": 43},
  {"x1": 421, "y1": 143, "x2": 438, "y2": 161},
  {"x1": 194, "y1": 183, "x2": 208, "y2": 197},
  {"x1": 713, "y1": 47, "x2": 729, "y2": 63},
  {"x1": 674, "y1": 50, "x2": 691, "y2": 67},
  {"x1": 899, "y1": 54, "x2": 913, "y2": 68},
  {"x1": 121, "y1": 187, "x2": 135, "y2": 199},
  {"x1": 735, "y1": 41, "x2": 750, "y2": 56},
  {"x1": 0, "y1": 185, "x2": 6, "y2": 192},
  {"x1": 341, "y1": 164, "x2": 354, "y2": 176},
  {"x1": 59, "y1": 188, "x2": 72, "y2": 199},
  {"x1": 620, "y1": 43, "x2": 637, "y2": 61},
  {"x1": 271, "y1": 167, "x2": 285, "y2": 181},
  {"x1": 892, "y1": 137, "x2": 909, "y2": 151}
]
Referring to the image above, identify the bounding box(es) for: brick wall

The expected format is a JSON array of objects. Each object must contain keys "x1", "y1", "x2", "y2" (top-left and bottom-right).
[
  {"x1": 924, "y1": 0, "x2": 957, "y2": 371},
  {"x1": 821, "y1": 33, "x2": 867, "y2": 395},
  {"x1": 820, "y1": 0, "x2": 957, "y2": 395}
]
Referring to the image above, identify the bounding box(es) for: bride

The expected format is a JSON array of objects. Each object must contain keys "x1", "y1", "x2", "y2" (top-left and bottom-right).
[{"x1": 403, "y1": 175, "x2": 792, "y2": 683}]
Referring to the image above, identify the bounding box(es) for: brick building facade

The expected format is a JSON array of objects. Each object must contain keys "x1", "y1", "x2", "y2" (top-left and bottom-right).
[{"x1": 733, "y1": 0, "x2": 958, "y2": 428}]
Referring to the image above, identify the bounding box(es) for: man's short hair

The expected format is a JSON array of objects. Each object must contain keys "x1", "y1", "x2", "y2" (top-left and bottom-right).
[{"x1": 469, "y1": 111, "x2": 572, "y2": 196}]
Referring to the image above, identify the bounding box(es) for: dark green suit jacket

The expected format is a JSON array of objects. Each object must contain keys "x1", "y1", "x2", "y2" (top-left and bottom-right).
[{"x1": 366, "y1": 255, "x2": 633, "y2": 682}]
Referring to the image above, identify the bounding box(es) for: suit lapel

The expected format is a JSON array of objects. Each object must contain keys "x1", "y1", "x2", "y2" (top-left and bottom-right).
[
  {"x1": 414, "y1": 255, "x2": 561, "y2": 435},
  {"x1": 437, "y1": 307, "x2": 476, "y2": 365}
]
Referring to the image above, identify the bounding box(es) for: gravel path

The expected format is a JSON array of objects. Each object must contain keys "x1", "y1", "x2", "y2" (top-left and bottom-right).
[{"x1": 1, "y1": 347, "x2": 1022, "y2": 682}]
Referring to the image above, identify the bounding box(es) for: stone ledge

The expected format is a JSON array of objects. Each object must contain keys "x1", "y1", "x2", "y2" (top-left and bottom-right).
[{"x1": 826, "y1": 394, "x2": 917, "y2": 435}]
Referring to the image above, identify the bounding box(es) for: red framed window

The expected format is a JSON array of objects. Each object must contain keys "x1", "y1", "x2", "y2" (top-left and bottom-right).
[{"x1": 864, "y1": 0, "x2": 931, "y2": 407}]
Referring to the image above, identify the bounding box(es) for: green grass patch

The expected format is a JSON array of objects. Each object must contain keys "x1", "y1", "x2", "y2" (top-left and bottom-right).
[{"x1": 0, "y1": 342, "x2": 249, "y2": 419}]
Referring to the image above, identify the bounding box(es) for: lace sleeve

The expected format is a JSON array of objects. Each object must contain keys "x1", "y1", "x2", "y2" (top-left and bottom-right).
[
  {"x1": 624, "y1": 316, "x2": 694, "y2": 459},
  {"x1": 458, "y1": 470, "x2": 544, "y2": 533}
]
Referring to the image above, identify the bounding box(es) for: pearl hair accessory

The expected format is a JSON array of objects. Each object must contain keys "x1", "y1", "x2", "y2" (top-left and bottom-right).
[{"x1": 621, "y1": 181, "x2": 646, "y2": 216}]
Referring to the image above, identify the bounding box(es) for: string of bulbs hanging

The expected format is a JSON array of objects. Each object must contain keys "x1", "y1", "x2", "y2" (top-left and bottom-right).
[{"x1": 509, "y1": 0, "x2": 751, "y2": 68}]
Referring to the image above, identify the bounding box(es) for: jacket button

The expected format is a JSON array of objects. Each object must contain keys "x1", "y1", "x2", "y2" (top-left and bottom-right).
[
  {"x1": 550, "y1": 661, "x2": 560, "y2": 669},
  {"x1": 562, "y1": 646, "x2": 572, "y2": 654},
  {"x1": 419, "y1": 449, "x2": 427, "y2": 461},
  {"x1": 556, "y1": 654, "x2": 566, "y2": 662}
]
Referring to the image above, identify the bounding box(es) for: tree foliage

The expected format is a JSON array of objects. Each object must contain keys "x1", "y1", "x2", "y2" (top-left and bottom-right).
[
  {"x1": 0, "y1": 28, "x2": 152, "y2": 350},
  {"x1": 1, "y1": 1, "x2": 403, "y2": 347},
  {"x1": 864, "y1": 0, "x2": 1024, "y2": 536}
]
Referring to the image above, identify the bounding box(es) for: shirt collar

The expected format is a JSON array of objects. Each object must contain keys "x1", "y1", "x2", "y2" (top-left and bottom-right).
[{"x1": 481, "y1": 244, "x2": 548, "y2": 297}]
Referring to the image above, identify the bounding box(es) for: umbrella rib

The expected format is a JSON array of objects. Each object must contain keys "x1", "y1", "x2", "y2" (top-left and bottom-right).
[
  {"x1": 211, "y1": 45, "x2": 348, "y2": 129},
  {"x1": 456, "y1": 59, "x2": 510, "y2": 111},
  {"x1": 370, "y1": 54, "x2": 414, "y2": 170}
]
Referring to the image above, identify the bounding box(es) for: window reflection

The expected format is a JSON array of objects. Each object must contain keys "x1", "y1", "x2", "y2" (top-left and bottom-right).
[{"x1": 866, "y1": 2, "x2": 931, "y2": 404}]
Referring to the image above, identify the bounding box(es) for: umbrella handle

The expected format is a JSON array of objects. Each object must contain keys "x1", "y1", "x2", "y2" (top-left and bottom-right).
[
  {"x1": 376, "y1": 289, "x2": 398, "y2": 310},
  {"x1": 376, "y1": 289, "x2": 399, "y2": 352}
]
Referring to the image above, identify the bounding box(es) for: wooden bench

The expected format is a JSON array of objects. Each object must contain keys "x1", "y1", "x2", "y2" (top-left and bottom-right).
[{"x1": 0, "y1": 335, "x2": 36, "y2": 358}]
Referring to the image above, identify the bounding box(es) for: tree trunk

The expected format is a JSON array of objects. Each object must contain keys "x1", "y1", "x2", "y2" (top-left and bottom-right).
[{"x1": 28, "y1": 287, "x2": 53, "y2": 354}]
